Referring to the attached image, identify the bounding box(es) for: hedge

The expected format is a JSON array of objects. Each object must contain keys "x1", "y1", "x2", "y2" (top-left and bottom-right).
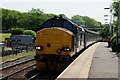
[
  {"x1": 110, "y1": 34, "x2": 117, "y2": 52},
  {"x1": 11, "y1": 28, "x2": 24, "y2": 35},
  {"x1": 23, "y1": 30, "x2": 36, "y2": 42}
]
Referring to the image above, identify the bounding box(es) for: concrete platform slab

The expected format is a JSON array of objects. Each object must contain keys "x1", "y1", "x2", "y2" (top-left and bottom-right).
[
  {"x1": 57, "y1": 42, "x2": 119, "y2": 79},
  {"x1": 88, "y1": 42, "x2": 118, "y2": 79}
]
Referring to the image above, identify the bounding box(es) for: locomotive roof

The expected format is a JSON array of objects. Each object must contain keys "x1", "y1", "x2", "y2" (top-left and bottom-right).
[
  {"x1": 39, "y1": 16, "x2": 84, "y2": 34},
  {"x1": 38, "y1": 27, "x2": 75, "y2": 36}
]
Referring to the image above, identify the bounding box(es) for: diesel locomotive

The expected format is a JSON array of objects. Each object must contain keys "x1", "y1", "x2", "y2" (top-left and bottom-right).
[{"x1": 34, "y1": 16, "x2": 101, "y2": 71}]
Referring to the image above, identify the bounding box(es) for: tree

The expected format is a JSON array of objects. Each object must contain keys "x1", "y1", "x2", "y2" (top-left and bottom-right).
[
  {"x1": 23, "y1": 30, "x2": 36, "y2": 42},
  {"x1": 99, "y1": 24, "x2": 110, "y2": 39},
  {"x1": 2, "y1": 8, "x2": 22, "y2": 30},
  {"x1": 28, "y1": 8, "x2": 44, "y2": 15},
  {"x1": 110, "y1": 0, "x2": 119, "y2": 18},
  {"x1": 2, "y1": 8, "x2": 101, "y2": 32},
  {"x1": 11, "y1": 28, "x2": 24, "y2": 35},
  {"x1": 110, "y1": 0, "x2": 119, "y2": 32},
  {"x1": 59, "y1": 14, "x2": 70, "y2": 20},
  {"x1": 82, "y1": 16, "x2": 101, "y2": 27},
  {"x1": 71, "y1": 15, "x2": 85, "y2": 26},
  {"x1": 2, "y1": 8, "x2": 57, "y2": 32}
]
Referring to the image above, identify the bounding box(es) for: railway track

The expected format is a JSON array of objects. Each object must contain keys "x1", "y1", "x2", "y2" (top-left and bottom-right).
[
  {"x1": 1, "y1": 54, "x2": 64, "y2": 80},
  {"x1": 26, "y1": 47, "x2": 88, "y2": 80},
  {"x1": 2, "y1": 64, "x2": 36, "y2": 80},
  {"x1": 1, "y1": 43, "x2": 95, "y2": 80},
  {"x1": 1, "y1": 57, "x2": 34, "y2": 71},
  {"x1": 26, "y1": 44, "x2": 93, "y2": 80},
  {"x1": 28, "y1": 73, "x2": 39, "y2": 80},
  {"x1": 1, "y1": 54, "x2": 35, "y2": 67},
  {"x1": 1, "y1": 57, "x2": 36, "y2": 80},
  {"x1": 27, "y1": 71, "x2": 61, "y2": 80}
]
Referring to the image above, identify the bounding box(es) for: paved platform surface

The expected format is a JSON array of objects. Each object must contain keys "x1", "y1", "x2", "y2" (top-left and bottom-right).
[
  {"x1": 57, "y1": 42, "x2": 119, "y2": 80},
  {"x1": 88, "y1": 42, "x2": 118, "y2": 79}
]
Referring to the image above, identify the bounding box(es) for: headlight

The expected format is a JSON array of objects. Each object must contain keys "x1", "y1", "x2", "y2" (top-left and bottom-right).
[
  {"x1": 37, "y1": 47, "x2": 41, "y2": 49},
  {"x1": 35, "y1": 46, "x2": 43, "y2": 50},
  {"x1": 62, "y1": 47, "x2": 71, "y2": 52},
  {"x1": 66, "y1": 48, "x2": 70, "y2": 51},
  {"x1": 57, "y1": 49, "x2": 61, "y2": 53}
]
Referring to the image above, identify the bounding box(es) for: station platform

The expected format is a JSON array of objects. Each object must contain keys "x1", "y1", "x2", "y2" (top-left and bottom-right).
[{"x1": 57, "y1": 42, "x2": 119, "y2": 79}]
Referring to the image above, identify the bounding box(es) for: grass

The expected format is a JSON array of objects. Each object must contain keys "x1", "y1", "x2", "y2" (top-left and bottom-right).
[
  {"x1": 0, "y1": 33, "x2": 11, "y2": 42},
  {"x1": 1, "y1": 50, "x2": 35, "y2": 62}
]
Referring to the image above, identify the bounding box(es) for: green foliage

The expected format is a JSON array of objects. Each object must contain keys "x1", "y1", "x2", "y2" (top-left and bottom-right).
[
  {"x1": 99, "y1": 24, "x2": 110, "y2": 39},
  {"x1": 11, "y1": 28, "x2": 24, "y2": 35},
  {"x1": 83, "y1": 16, "x2": 101, "y2": 27},
  {"x1": 103, "y1": 39, "x2": 107, "y2": 42},
  {"x1": 2, "y1": 8, "x2": 56, "y2": 32},
  {"x1": 59, "y1": 14, "x2": 70, "y2": 20},
  {"x1": 23, "y1": 30, "x2": 36, "y2": 41},
  {"x1": 0, "y1": 33, "x2": 11, "y2": 41},
  {"x1": 110, "y1": 0, "x2": 119, "y2": 18},
  {"x1": 2, "y1": 8, "x2": 22, "y2": 29},
  {"x1": 2, "y1": 8, "x2": 101, "y2": 32},
  {"x1": 71, "y1": 15, "x2": 85, "y2": 26},
  {"x1": 114, "y1": 19, "x2": 119, "y2": 32},
  {"x1": 110, "y1": 0, "x2": 119, "y2": 33},
  {"x1": 23, "y1": 30, "x2": 36, "y2": 38},
  {"x1": 110, "y1": 34, "x2": 117, "y2": 52},
  {"x1": 28, "y1": 8, "x2": 44, "y2": 15}
]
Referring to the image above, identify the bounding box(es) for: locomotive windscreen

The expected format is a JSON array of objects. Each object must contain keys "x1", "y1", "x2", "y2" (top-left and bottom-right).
[{"x1": 39, "y1": 16, "x2": 77, "y2": 34}]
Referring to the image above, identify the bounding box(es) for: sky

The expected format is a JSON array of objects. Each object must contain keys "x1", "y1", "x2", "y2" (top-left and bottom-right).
[{"x1": 1, "y1": 0, "x2": 113, "y2": 24}]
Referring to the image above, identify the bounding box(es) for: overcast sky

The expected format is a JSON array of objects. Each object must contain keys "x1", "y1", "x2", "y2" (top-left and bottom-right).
[{"x1": 1, "y1": 0, "x2": 113, "y2": 24}]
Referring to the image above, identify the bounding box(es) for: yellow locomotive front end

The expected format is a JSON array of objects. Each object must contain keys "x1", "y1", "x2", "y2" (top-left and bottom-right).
[{"x1": 34, "y1": 28, "x2": 72, "y2": 72}]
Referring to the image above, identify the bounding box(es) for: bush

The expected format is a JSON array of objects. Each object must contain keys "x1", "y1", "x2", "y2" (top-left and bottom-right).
[
  {"x1": 11, "y1": 28, "x2": 24, "y2": 35},
  {"x1": 103, "y1": 39, "x2": 107, "y2": 42},
  {"x1": 23, "y1": 30, "x2": 36, "y2": 42},
  {"x1": 110, "y1": 34, "x2": 117, "y2": 52}
]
